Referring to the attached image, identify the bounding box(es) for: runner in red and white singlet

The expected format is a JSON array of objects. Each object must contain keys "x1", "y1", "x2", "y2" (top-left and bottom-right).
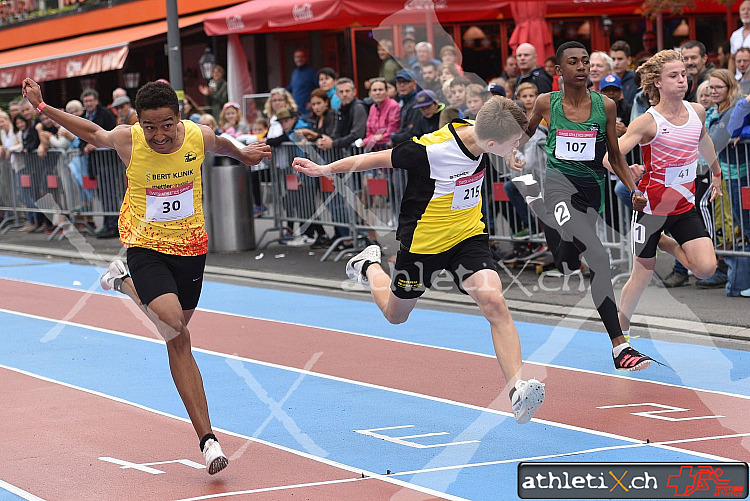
[
  {"x1": 612, "y1": 50, "x2": 722, "y2": 341},
  {"x1": 639, "y1": 101, "x2": 703, "y2": 215}
]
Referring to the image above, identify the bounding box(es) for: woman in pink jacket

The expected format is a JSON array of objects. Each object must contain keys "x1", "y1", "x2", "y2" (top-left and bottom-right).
[{"x1": 363, "y1": 78, "x2": 400, "y2": 151}]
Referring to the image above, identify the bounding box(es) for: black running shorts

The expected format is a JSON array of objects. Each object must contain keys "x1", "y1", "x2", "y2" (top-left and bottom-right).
[
  {"x1": 391, "y1": 234, "x2": 497, "y2": 299},
  {"x1": 126, "y1": 247, "x2": 206, "y2": 310},
  {"x1": 631, "y1": 209, "x2": 709, "y2": 259}
]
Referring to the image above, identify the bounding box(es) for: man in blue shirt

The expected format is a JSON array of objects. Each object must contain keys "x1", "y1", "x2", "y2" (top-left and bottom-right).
[{"x1": 287, "y1": 49, "x2": 318, "y2": 119}]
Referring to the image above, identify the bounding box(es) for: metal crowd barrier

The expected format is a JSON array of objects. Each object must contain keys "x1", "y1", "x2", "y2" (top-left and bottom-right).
[
  {"x1": 0, "y1": 153, "x2": 20, "y2": 232},
  {"x1": 2, "y1": 140, "x2": 747, "y2": 271},
  {"x1": 0, "y1": 148, "x2": 126, "y2": 239},
  {"x1": 265, "y1": 142, "x2": 636, "y2": 269},
  {"x1": 713, "y1": 140, "x2": 750, "y2": 258}
]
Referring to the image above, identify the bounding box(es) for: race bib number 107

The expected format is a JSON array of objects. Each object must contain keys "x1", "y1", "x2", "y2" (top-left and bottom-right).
[
  {"x1": 146, "y1": 183, "x2": 195, "y2": 222},
  {"x1": 555, "y1": 130, "x2": 596, "y2": 161}
]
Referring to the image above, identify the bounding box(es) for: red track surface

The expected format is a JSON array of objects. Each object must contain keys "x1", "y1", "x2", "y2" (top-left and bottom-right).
[
  {"x1": 1, "y1": 367, "x2": 442, "y2": 501},
  {"x1": 2, "y1": 277, "x2": 749, "y2": 499}
]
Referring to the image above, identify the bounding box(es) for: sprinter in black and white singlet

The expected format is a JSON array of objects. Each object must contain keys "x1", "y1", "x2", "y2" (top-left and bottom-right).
[{"x1": 293, "y1": 97, "x2": 547, "y2": 425}]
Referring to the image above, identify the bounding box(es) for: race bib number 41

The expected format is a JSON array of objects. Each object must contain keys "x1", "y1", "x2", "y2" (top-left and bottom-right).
[
  {"x1": 665, "y1": 161, "x2": 697, "y2": 187},
  {"x1": 146, "y1": 182, "x2": 195, "y2": 222},
  {"x1": 451, "y1": 170, "x2": 485, "y2": 210},
  {"x1": 555, "y1": 130, "x2": 596, "y2": 161}
]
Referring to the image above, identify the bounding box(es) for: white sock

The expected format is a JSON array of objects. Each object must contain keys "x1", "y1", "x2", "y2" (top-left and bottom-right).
[
  {"x1": 622, "y1": 329, "x2": 630, "y2": 338},
  {"x1": 613, "y1": 342, "x2": 630, "y2": 358}
]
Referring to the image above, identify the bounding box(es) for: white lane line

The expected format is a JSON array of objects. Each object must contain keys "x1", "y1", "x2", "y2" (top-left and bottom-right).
[
  {"x1": 389, "y1": 432, "x2": 750, "y2": 477},
  {"x1": 0, "y1": 307, "x2": 744, "y2": 463},
  {"x1": 2, "y1": 279, "x2": 749, "y2": 403},
  {"x1": 0, "y1": 363, "x2": 467, "y2": 501},
  {"x1": 0, "y1": 479, "x2": 46, "y2": 501},
  {"x1": 171, "y1": 477, "x2": 366, "y2": 501}
]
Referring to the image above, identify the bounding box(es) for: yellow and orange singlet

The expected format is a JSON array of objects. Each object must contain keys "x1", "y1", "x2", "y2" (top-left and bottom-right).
[{"x1": 118, "y1": 120, "x2": 208, "y2": 256}]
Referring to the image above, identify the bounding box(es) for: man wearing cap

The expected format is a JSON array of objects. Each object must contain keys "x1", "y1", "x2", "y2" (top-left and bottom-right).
[
  {"x1": 486, "y1": 83, "x2": 507, "y2": 97},
  {"x1": 599, "y1": 74, "x2": 631, "y2": 137},
  {"x1": 391, "y1": 69, "x2": 420, "y2": 146},
  {"x1": 409, "y1": 90, "x2": 445, "y2": 139},
  {"x1": 400, "y1": 27, "x2": 418, "y2": 68},
  {"x1": 112, "y1": 95, "x2": 139, "y2": 125}
]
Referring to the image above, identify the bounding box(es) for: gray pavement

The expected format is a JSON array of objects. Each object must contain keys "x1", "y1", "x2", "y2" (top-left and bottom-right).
[{"x1": 1, "y1": 217, "x2": 748, "y2": 344}]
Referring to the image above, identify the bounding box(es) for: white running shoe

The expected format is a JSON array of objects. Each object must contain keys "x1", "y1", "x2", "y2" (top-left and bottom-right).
[
  {"x1": 100, "y1": 260, "x2": 128, "y2": 291},
  {"x1": 202, "y1": 438, "x2": 228, "y2": 475},
  {"x1": 511, "y1": 378, "x2": 545, "y2": 424},
  {"x1": 345, "y1": 245, "x2": 381, "y2": 285}
]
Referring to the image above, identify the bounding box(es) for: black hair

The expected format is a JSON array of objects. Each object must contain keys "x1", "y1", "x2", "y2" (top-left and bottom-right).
[
  {"x1": 681, "y1": 40, "x2": 707, "y2": 57},
  {"x1": 556, "y1": 41, "x2": 587, "y2": 65},
  {"x1": 317, "y1": 67, "x2": 338, "y2": 80},
  {"x1": 134, "y1": 81, "x2": 179, "y2": 117}
]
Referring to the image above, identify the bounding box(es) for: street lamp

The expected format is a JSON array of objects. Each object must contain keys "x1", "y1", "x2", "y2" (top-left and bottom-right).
[{"x1": 198, "y1": 47, "x2": 215, "y2": 81}]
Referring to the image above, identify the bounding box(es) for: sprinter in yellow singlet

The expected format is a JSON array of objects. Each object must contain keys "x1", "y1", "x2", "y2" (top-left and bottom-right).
[{"x1": 22, "y1": 78, "x2": 271, "y2": 475}]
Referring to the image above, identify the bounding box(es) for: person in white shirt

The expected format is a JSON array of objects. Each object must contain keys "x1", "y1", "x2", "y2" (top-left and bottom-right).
[{"x1": 730, "y1": 0, "x2": 750, "y2": 77}]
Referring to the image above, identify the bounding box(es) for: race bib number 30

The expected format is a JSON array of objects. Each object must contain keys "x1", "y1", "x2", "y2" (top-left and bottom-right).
[
  {"x1": 664, "y1": 161, "x2": 697, "y2": 187},
  {"x1": 146, "y1": 182, "x2": 195, "y2": 222},
  {"x1": 555, "y1": 130, "x2": 596, "y2": 161},
  {"x1": 451, "y1": 170, "x2": 485, "y2": 210}
]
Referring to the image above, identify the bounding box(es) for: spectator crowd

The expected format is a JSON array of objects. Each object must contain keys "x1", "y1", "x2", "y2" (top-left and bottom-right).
[{"x1": 1, "y1": 17, "x2": 749, "y2": 296}]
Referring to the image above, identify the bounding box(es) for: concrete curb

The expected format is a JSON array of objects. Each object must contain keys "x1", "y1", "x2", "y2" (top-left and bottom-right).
[{"x1": 2, "y1": 242, "x2": 748, "y2": 342}]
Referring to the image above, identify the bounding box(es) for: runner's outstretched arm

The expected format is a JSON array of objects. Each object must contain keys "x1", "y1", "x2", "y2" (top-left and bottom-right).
[
  {"x1": 200, "y1": 126, "x2": 271, "y2": 166},
  {"x1": 293, "y1": 149, "x2": 392, "y2": 177},
  {"x1": 22, "y1": 78, "x2": 123, "y2": 150}
]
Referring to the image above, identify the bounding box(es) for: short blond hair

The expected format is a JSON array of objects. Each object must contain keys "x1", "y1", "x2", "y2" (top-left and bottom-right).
[
  {"x1": 696, "y1": 80, "x2": 711, "y2": 102},
  {"x1": 65, "y1": 99, "x2": 84, "y2": 115},
  {"x1": 465, "y1": 84, "x2": 485, "y2": 99},
  {"x1": 475, "y1": 96, "x2": 528, "y2": 143},
  {"x1": 515, "y1": 82, "x2": 538, "y2": 97}
]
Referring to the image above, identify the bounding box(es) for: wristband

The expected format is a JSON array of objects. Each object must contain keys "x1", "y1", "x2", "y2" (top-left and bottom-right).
[
  {"x1": 630, "y1": 189, "x2": 643, "y2": 197},
  {"x1": 35, "y1": 102, "x2": 46, "y2": 114},
  {"x1": 712, "y1": 172, "x2": 722, "y2": 178}
]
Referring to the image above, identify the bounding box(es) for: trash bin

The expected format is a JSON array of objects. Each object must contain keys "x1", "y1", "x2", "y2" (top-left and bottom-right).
[{"x1": 204, "y1": 155, "x2": 255, "y2": 252}]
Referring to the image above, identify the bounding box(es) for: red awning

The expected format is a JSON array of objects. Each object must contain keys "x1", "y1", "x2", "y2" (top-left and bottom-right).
[
  {"x1": 0, "y1": 13, "x2": 207, "y2": 88},
  {"x1": 204, "y1": 0, "x2": 732, "y2": 37},
  {"x1": 204, "y1": 0, "x2": 508, "y2": 36}
]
